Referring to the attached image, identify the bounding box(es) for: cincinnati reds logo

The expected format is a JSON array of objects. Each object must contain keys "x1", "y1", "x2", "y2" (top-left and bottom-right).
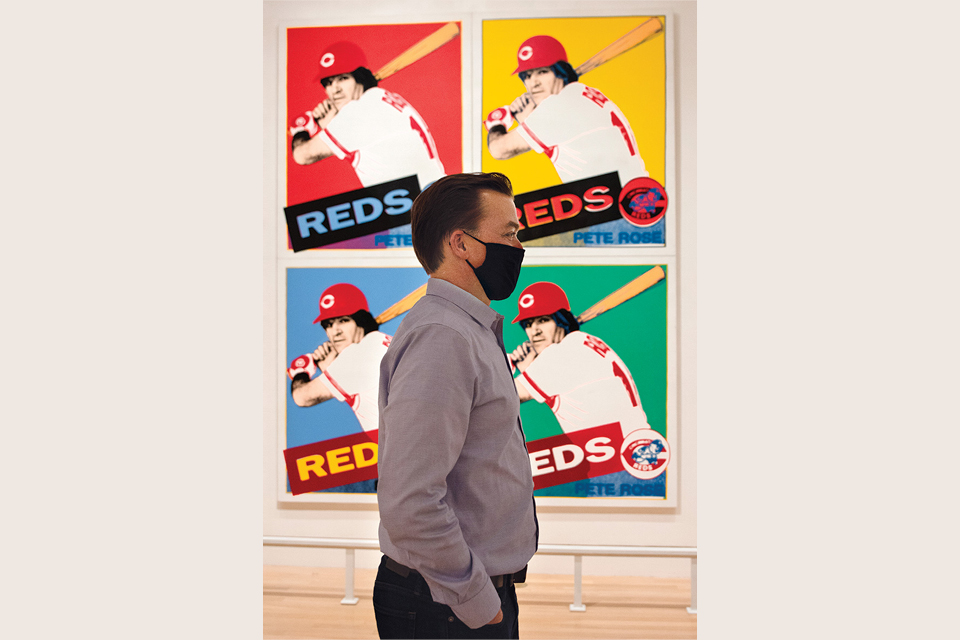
[
  {"x1": 619, "y1": 429, "x2": 670, "y2": 480},
  {"x1": 320, "y1": 294, "x2": 335, "y2": 309},
  {"x1": 618, "y1": 177, "x2": 668, "y2": 228},
  {"x1": 519, "y1": 293, "x2": 535, "y2": 308},
  {"x1": 320, "y1": 52, "x2": 335, "y2": 68},
  {"x1": 294, "y1": 115, "x2": 307, "y2": 127},
  {"x1": 518, "y1": 45, "x2": 533, "y2": 61},
  {"x1": 294, "y1": 355, "x2": 309, "y2": 368}
]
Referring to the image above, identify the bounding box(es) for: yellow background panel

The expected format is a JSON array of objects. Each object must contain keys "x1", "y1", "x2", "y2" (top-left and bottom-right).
[{"x1": 481, "y1": 16, "x2": 666, "y2": 195}]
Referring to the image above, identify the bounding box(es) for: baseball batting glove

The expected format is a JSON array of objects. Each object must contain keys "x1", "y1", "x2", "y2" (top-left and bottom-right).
[
  {"x1": 484, "y1": 106, "x2": 515, "y2": 132},
  {"x1": 286, "y1": 354, "x2": 317, "y2": 381},
  {"x1": 289, "y1": 112, "x2": 321, "y2": 138}
]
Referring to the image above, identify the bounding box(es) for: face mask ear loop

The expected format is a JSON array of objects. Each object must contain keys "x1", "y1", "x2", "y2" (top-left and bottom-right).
[{"x1": 462, "y1": 231, "x2": 483, "y2": 271}]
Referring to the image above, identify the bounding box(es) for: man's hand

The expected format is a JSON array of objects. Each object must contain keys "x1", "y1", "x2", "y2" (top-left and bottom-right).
[
  {"x1": 510, "y1": 341, "x2": 537, "y2": 374},
  {"x1": 312, "y1": 99, "x2": 339, "y2": 130},
  {"x1": 487, "y1": 609, "x2": 503, "y2": 625},
  {"x1": 286, "y1": 354, "x2": 317, "y2": 381},
  {"x1": 312, "y1": 342, "x2": 338, "y2": 372},
  {"x1": 510, "y1": 93, "x2": 535, "y2": 123}
]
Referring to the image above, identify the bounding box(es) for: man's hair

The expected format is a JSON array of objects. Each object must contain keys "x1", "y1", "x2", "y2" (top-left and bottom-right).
[
  {"x1": 410, "y1": 172, "x2": 514, "y2": 274},
  {"x1": 350, "y1": 67, "x2": 379, "y2": 91},
  {"x1": 519, "y1": 61, "x2": 579, "y2": 86},
  {"x1": 552, "y1": 308, "x2": 580, "y2": 334},
  {"x1": 520, "y1": 309, "x2": 580, "y2": 335},
  {"x1": 320, "y1": 309, "x2": 380, "y2": 335},
  {"x1": 320, "y1": 67, "x2": 379, "y2": 91}
]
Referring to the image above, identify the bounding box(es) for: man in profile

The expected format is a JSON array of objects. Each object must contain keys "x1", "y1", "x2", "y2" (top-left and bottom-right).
[{"x1": 375, "y1": 173, "x2": 538, "y2": 638}]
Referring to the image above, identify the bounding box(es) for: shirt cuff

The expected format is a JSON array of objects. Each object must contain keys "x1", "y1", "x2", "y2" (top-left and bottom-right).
[{"x1": 449, "y1": 580, "x2": 502, "y2": 630}]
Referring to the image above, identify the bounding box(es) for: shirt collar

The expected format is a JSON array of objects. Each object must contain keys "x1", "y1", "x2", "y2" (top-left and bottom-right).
[{"x1": 426, "y1": 277, "x2": 503, "y2": 331}]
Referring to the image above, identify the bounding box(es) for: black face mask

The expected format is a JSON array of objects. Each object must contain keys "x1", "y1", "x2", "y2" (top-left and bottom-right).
[{"x1": 463, "y1": 231, "x2": 525, "y2": 301}]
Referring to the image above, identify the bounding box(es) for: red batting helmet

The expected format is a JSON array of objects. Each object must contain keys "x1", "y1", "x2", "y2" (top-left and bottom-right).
[
  {"x1": 512, "y1": 282, "x2": 571, "y2": 324},
  {"x1": 314, "y1": 41, "x2": 368, "y2": 82},
  {"x1": 313, "y1": 283, "x2": 370, "y2": 324},
  {"x1": 512, "y1": 35, "x2": 568, "y2": 75}
]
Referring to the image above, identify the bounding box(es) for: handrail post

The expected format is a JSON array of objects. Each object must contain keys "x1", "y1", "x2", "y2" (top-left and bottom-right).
[
  {"x1": 569, "y1": 555, "x2": 586, "y2": 612},
  {"x1": 341, "y1": 548, "x2": 359, "y2": 605},
  {"x1": 686, "y1": 556, "x2": 697, "y2": 614}
]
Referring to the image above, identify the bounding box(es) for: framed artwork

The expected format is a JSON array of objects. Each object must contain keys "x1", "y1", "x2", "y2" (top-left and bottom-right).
[{"x1": 281, "y1": 20, "x2": 465, "y2": 251}]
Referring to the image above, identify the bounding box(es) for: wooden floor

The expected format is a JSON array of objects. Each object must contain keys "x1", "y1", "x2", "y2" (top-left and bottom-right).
[{"x1": 264, "y1": 565, "x2": 696, "y2": 639}]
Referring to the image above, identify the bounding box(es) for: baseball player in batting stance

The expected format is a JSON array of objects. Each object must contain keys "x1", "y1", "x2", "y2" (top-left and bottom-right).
[
  {"x1": 286, "y1": 283, "x2": 392, "y2": 433},
  {"x1": 509, "y1": 281, "x2": 651, "y2": 438},
  {"x1": 289, "y1": 41, "x2": 446, "y2": 190},
  {"x1": 485, "y1": 35, "x2": 648, "y2": 187}
]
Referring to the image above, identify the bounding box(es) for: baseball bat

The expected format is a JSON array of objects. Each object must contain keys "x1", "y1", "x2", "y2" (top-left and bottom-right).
[
  {"x1": 575, "y1": 266, "x2": 665, "y2": 324},
  {"x1": 375, "y1": 283, "x2": 428, "y2": 324},
  {"x1": 574, "y1": 17, "x2": 664, "y2": 76},
  {"x1": 373, "y1": 22, "x2": 461, "y2": 81}
]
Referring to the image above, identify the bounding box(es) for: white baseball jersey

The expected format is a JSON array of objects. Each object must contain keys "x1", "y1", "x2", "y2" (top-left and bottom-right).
[
  {"x1": 318, "y1": 87, "x2": 446, "y2": 189},
  {"x1": 516, "y1": 331, "x2": 649, "y2": 437},
  {"x1": 322, "y1": 330, "x2": 392, "y2": 432},
  {"x1": 516, "y1": 82, "x2": 648, "y2": 186}
]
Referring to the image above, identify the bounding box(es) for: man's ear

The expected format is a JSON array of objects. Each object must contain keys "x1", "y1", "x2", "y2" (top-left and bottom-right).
[{"x1": 448, "y1": 229, "x2": 469, "y2": 260}]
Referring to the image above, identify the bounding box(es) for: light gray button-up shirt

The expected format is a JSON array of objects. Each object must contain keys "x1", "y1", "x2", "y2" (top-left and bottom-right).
[{"x1": 377, "y1": 277, "x2": 538, "y2": 629}]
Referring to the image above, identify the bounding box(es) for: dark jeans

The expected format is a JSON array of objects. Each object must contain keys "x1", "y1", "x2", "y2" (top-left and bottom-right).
[{"x1": 373, "y1": 556, "x2": 520, "y2": 639}]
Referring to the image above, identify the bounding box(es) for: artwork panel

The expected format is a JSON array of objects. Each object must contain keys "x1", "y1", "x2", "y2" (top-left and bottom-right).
[
  {"x1": 283, "y1": 21, "x2": 464, "y2": 251},
  {"x1": 492, "y1": 264, "x2": 673, "y2": 503},
  {"x1": 282, "y1": 266, "x2": 429, "y2": 499}
]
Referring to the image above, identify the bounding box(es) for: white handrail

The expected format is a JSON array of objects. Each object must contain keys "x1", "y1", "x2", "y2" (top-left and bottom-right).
[{"x1": 263, "y1": 536, "x2": 697, "y2": 614}]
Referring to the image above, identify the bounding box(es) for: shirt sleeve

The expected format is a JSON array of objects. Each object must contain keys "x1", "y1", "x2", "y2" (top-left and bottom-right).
[
  {"x1": 317, "y1": 100, "x2": 367, "y2": 158},
  {"x1": 321, "y1": 343, "x2": 359, "y2": 404},
  {"x1": 377, "y1": 324, "x2": 503, "y2": 629},
  {"x1": 516, "y1": 92, "x2": 565, "y2": 154},
  {"x1": 517, "y1": 339, "x2": 571, "y2": 403}
]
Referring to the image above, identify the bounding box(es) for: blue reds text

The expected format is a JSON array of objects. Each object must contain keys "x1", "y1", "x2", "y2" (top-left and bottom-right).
[{"x1": 296, "y1": 189, "x2": 413, "y2": 238}]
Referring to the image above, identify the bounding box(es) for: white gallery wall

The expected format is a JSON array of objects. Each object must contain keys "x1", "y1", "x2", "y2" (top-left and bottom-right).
[{"x1": 263, "y1": 0, "x2": 697, "y2": 578}]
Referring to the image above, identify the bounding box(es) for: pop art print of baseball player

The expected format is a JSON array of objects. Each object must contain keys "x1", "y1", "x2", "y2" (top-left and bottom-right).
[
  {"x1": 286, "y1": 283, "x2": 392, "y2": 432},
  {"x1": 509, "y1": 282, "x2": 650, "y2": 437},
  {"x1": 485, "y1": 35, "x2": 648, "y2": 187},
  {"x1": 289, "y1": 41, "x2": 446, "y2": 190}
]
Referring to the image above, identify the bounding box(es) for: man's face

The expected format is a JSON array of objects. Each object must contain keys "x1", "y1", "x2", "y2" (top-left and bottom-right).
[
  {"x1": 523, "y1": 316, "x2": 565, "y2": 354},
  {"x1": 322, "y1": 316, "x2": 365, "y2": 353},
  {"x1": 470, "y1": 190, "x2": 522, "y2": 253},
  {"x1": 321, "y1": 73, "x2": 364, "y2": 109},
  {"x1": 521, "y1": 67, "x2": 565, "y2": 106}
]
